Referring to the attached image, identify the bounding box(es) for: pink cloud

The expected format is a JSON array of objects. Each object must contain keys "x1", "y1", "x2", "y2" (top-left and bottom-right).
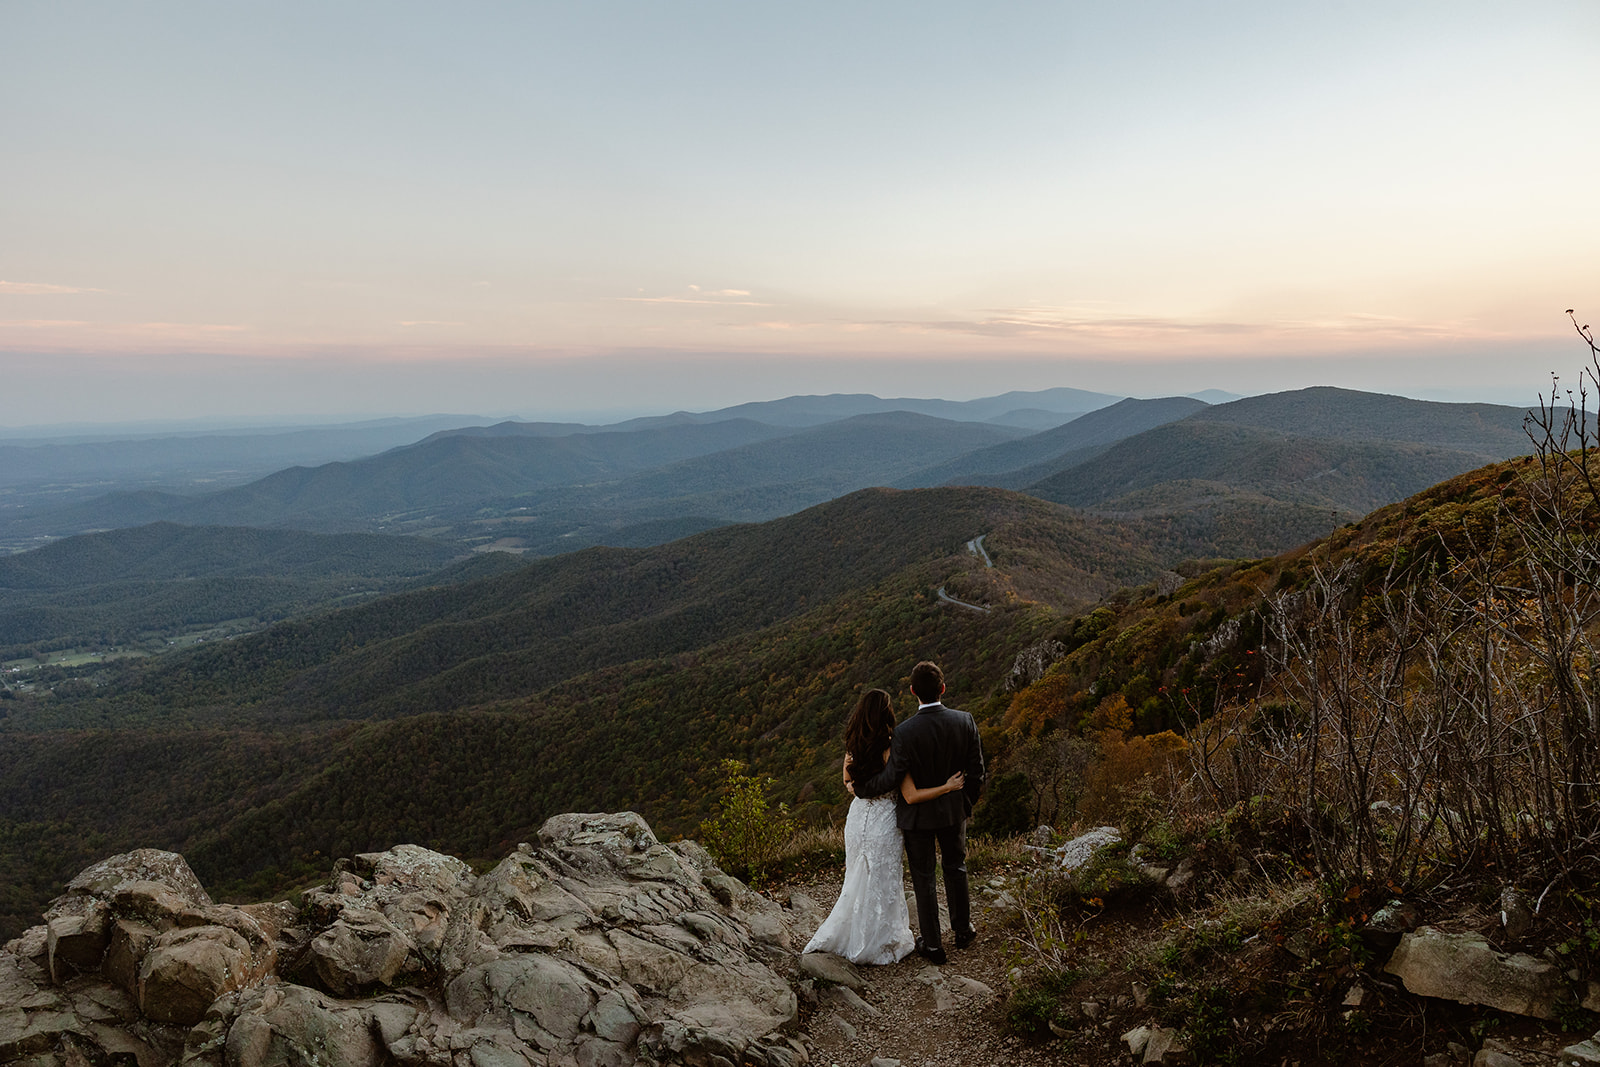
[
  {"x1": 620, "y1": 296, "x2": 772, "y2": 307},
  {"x1": 624, "y1": 285, "x2": 768, "y2": 307},
  {"x1": 127, "y1": 322, "x2": 249, "y2": 334},
  {"x1": 841, "y1": 309, "x2": 1493, "y2": 347},
  {"x1": 0, "y1": 280, "x2": 104, "y2": 295}
]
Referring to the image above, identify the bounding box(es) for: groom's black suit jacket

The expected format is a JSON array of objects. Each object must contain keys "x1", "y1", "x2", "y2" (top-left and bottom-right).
[{"x1": 855, "y1": 702, "x2": 985, "y2": 831}]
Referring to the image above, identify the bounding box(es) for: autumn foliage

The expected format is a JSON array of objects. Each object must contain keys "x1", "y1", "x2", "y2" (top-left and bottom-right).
[{"x1": 1074, "y1": 695, "x2": 1189, "y2": 825}]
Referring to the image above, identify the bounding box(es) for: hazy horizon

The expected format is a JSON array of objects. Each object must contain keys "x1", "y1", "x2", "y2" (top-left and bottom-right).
[{"x1": 0, "y1": 375, "x2": 1556, "y2": 442}]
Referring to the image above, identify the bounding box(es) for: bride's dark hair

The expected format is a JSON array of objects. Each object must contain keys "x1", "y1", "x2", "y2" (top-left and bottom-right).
[{"x1": 843, "y1": 688, "x2": 896, "y2": 783}]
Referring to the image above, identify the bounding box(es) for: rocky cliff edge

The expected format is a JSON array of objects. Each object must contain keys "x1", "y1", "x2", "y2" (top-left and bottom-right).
[{"x1": 0, "y1": 812, "x2": 810, "y2": 1067}]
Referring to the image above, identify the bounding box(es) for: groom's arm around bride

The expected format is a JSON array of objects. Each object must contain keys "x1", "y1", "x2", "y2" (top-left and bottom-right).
[{"x1": 852, "y1": 676, "x2": 985, "y2": 826}]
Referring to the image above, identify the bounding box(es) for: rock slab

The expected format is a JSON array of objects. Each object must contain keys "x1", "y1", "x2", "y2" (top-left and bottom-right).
[
  {"x1": 798, "y1": 952, "x2": 864, "y2": 990},
  {"x1": 1384, "y1": 926, "x2": 1560, "y2": 1019}
]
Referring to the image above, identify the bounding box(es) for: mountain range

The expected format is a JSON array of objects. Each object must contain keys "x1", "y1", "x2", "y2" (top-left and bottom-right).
[
  {"x1": 886, "y1": 386, "x2": 1534, "y2": 560},
  {"x1": 0, "y1": 386, "x2": 1545, "y2": 660},
  {"x1": 0, "y1": 386, "x2": 1531, "y2": 562},
  {"x1": 0, "y1": 390, "x2": 1103, "y2": 551}
]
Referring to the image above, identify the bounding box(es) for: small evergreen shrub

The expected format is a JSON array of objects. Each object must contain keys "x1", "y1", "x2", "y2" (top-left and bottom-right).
[{"x1": 698, "y1": 759, "x2": 795, "y2": 887}]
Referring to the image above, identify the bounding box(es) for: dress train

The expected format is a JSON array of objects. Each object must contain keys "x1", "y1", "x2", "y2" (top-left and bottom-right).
[{"x1": 803, "y1": 795, "x2": 914, "y2": 964}]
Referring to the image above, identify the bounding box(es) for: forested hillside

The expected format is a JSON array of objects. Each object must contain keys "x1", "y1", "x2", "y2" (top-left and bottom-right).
[
  {"x1": 1030, "y1": 422, "x2": 1497, "y2": 513},
  {"x1": 1186, "y1": 384, "x2": 1532, "y2": 448},
  {"x1": 0, "y1": 522, "x2": 459, "y2": 588},
  {"x1": 988, "y1": 449, "x2": 1584, "y2": 850},
  {"x1": 0, "y1": 485, "x2": 1166, "y2": 934},
  {"x1": 900, "y1": 396, "x2": 1208, "y2": 488},
  {"x1": 5, "y1": 488, "x2": 1154, "y2": 727}
]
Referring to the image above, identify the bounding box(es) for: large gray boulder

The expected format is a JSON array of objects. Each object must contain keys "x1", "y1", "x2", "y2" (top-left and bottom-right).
[
  {"x1": 1045, "y1": 826, "x2": 1122, "y2": 870},
  {"x1": 299, "y1": 906, "x2": 416, "y2": 996},
  {"x1": 1384, "y1": 926, "x2": 1562, "y2": 1019},
  {"x1": 138, "y1": 924, "x2": 259, "y2": 1025},
  {"x1": 0, "y1": 813, "x2": 803, "y2": 1067},
  {"x1": 0, "y1": 944, "x2": 182, "y2": 1067},
  {"x1": 66, "y1": 850, "x2": 211, "y2": 907}
]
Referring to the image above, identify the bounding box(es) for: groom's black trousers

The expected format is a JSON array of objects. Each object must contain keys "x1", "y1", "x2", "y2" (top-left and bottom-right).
[{"x1": 903, "y1": 820, "x2": 972, "y2": 949}]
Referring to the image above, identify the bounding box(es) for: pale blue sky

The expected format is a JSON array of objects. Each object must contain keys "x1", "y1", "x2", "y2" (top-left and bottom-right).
[{"x1": 4, "y1": 2, "x2": 1598, "y2": 424}]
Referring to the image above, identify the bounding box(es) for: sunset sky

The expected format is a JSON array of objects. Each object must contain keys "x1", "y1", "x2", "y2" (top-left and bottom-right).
[{"x1": 4, "y1": 1, "x2": 1599, "y2": 426}]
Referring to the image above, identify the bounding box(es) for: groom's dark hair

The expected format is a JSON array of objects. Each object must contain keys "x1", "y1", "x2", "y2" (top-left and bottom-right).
[{"x1": 910, "y1": 660, "x2": 944, "y2": 703}]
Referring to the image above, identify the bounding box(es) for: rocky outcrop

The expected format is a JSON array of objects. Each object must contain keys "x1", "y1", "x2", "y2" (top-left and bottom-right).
[
  {"x1": 1034, "y1": 826, "x2": 1121, "y2": 870},
  {"x1": 1123, "y1": 1022, "x2": 1188, "y2": 1064},
  {"x1": 0, "y1": 812, "x2": 808, "y2": 1067}
]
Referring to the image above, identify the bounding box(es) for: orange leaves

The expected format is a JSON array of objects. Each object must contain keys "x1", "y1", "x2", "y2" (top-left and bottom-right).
[
  {"x1": 1079, "y1": 722, "x2": 1190, "y2": 824},
  {"x1": 1003, "y1": 664, "x2": 1078, "y2": 736},
  {"x1": 1088, "y1": 694, "x2": 1134, "y2": 735}
]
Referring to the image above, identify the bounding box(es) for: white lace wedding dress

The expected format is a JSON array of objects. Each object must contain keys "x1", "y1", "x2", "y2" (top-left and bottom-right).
[{"x1": 803, "y1": 795, "x2": 915, "y2": 964}]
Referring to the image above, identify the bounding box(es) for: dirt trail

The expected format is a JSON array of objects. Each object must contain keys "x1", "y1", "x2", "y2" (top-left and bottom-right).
[{"x1": 783, "y1": 871, "x2": 1073, "y2": 1067}]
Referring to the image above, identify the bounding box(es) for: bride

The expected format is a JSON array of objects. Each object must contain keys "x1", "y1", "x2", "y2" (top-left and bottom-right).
[{"x1": 803, "y1": 688, "x2": 964, "y2": 964}]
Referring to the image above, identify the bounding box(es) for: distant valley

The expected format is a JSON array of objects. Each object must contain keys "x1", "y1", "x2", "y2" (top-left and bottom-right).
[
  {"x1": 0, "y1": 415, "x2": 509, "y2": 523},
  {"x1": 0, "y1": 523, "x2": 514, "y2": 663}
]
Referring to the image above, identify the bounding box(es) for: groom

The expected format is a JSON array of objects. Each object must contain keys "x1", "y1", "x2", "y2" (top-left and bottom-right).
[{"x1": 852, "y1": 660, "x2": 985, "y2": 964}]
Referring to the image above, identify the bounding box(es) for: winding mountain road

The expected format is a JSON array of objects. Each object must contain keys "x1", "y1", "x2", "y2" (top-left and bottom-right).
[
  {"x1": 936, "y1": 586, "x2": 991, "y2": 613},
  {"x1": 936, "y1": 533, "x2": 995, "y2": 613}
]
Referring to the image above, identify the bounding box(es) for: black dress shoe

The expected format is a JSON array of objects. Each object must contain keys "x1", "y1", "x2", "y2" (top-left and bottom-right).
[
  {"x1": 954, "y1": 926, "x2": 978, "y2": 949},
  {"x1": 914, "y1": 937, "x2": 947, "y2": 965}
]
